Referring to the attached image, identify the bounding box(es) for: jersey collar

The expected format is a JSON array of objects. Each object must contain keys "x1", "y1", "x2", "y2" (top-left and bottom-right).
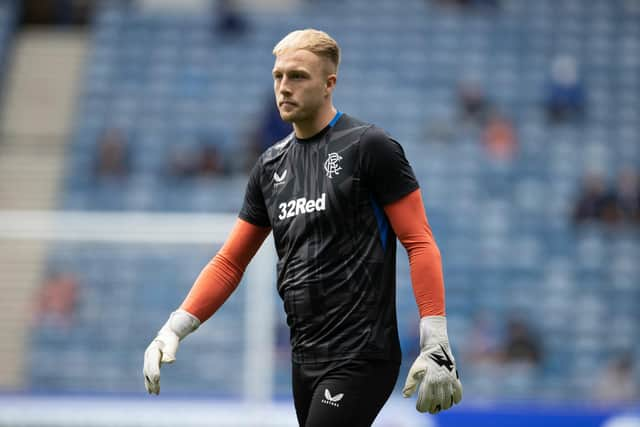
[{"x1": 295, "y1": 111, "x2": 343, "y2": 144}]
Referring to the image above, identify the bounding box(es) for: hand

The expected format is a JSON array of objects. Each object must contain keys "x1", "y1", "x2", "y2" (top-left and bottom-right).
[
  {"x1": 143, "y1": 309, "x2": 200, "y2": 394},
  {"x1": 402, "y1": 316, "x2": 463, "y2": 414}
]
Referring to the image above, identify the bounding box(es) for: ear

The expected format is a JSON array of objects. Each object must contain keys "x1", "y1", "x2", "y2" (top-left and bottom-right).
[{"x1": 325, "y1": 74, "x2": 337, "y2": 96}]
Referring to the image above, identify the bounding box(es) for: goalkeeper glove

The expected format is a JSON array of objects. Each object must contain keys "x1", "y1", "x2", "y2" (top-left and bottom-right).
[
  {"x1": 402, "y1": 316, "x2": 463, "y2": 414},
  {"x1": 143, "y1": 309, "x2": 200, "y2": 394}
]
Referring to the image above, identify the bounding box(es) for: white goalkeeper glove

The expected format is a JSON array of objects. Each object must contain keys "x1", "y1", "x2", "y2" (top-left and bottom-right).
[
  {"x1": 402, "y1": 316, "x2": 463, "y2": 414},
  {"x1": 143, "y1": 309, "x2": 200, "y2": 394}
]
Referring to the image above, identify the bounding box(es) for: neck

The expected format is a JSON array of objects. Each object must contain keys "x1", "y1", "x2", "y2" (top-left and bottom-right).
[{"x1": 293, "y1": 104, "x2": 337, "y2": 139}]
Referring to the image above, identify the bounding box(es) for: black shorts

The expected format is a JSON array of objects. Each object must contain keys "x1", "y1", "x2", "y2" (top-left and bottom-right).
[{"x1": 292, "y1": 358, "x2": 400, "y2": 427}]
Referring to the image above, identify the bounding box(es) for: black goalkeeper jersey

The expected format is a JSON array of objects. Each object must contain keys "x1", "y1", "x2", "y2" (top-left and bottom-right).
[{"x1": 239, "y1": 112, "x2": 419, "y2": 364}]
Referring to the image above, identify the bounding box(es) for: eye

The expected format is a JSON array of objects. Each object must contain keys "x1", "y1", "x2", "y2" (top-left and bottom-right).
[{"x1": 290, "y1": 72, "x2": 307, "y2": 80}]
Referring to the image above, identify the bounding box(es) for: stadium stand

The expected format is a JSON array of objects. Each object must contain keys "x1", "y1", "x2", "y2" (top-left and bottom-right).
[
  {"x1": 31, "y1": 242, "x2": 248, "y2": 394},
  {"x1": 28, "y1": 0, "x2": 639, "y2": 402}
]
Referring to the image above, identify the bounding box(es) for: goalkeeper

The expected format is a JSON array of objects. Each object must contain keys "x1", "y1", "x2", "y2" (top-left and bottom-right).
[{"x1": 144, "y1": 28, "x2": 462, "y2": 426}]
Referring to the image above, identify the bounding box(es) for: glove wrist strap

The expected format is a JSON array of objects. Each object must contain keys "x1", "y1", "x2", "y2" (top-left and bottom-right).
[
  {"x1": 419, "y1": 315, "x2": 448, "y2": 348},
  {"x1": 159, "y1": 309, "x2": 201, "y2": 340}
]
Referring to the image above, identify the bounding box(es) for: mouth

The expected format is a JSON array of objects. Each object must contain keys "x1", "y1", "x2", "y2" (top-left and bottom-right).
[{"x1": 279, "y1": 100, "x2": 297, "y2": 107}]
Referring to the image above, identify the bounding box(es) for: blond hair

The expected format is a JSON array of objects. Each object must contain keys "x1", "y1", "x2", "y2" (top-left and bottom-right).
[{"x1": 273, "y1": 29, "x2": 340, "y2": 73}]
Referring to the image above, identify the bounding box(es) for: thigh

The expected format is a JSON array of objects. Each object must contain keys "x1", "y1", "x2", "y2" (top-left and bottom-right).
[
  {"x1": 292, "y1": 362, "x2": 313, "y2": 427},
  {"x1": 304, "y1": 359, "x2": 400, "y2": 427}
]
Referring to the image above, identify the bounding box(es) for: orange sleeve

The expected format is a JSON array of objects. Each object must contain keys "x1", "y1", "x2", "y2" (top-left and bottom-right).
[
  {"x1": 180, "y1": 218, "x2": 271, "y2": 322},
  {"x1": 383, "y1": 189, "x2": 445, "y2": 317}
]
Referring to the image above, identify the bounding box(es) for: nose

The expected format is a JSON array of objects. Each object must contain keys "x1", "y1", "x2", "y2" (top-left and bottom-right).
[{"x1": 279, "y1": 76, "x2": 292, "y2": 97}]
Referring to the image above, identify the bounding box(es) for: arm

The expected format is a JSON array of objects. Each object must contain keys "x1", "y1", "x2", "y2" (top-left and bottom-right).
[
  {"x1": 383, "y1": 189, "x2": 444, "y2": 317},
  {"x1": 143, "y1": 218, "x2": 271, "y2": 394},
  {"x1": 384, "y1": 189, "x2": 463, "y2": 414},
  {"x1": 181, "y1": 218, "x2": 271, "y2": 322}
]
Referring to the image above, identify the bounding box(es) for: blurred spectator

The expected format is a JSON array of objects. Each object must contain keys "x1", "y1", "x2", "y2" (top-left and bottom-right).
[
  {"x1": 500, "y1": 316, "x2": 542, "y2": 366},
  {"x1": 95, "y1": 128, "x2": 130, "y2": 178},
  {"x1": 168, "y1": 142, "x2": 224, "y2": 178},
  {"x1": 545, "y1": 54, "x2": 586, "y2": 123},
  {"x1": 572, "y1": 170, "x2": 640, "y2": 226},
  {"x1": 594, "y1": 352, "x2": 639, "y2": 403},
  {"x1": 247, "y1": 97, "x2": 293, "y2": 169},
  {"x1": 214, "y1": 0, "x2": 247, "y2": 37},
  {"x1": 169, "y1": 145, "x2": 198, "y2": 178},
  {"x1": 572, "y1": 173, "x2": 610, "y2": 224},
  {"x1": 422, "y1": 76, "x2": 490, "y2": 144},
  {"x1": 199, "y1": 144, "x2": 224, "y2": 176},
  {"x1": 463, "y1": 312, "x2": 501, "y2": 365},
  {"x1": 34, "y1": 272, "x2": 79, "y2": 329},
  {"x1": 482, "y1": 111, "x2": 517, "y2": 161},
  {"x1": 458, "y1": 78, "x2": 490, "y2": 125},
  {"x1": 614, "y1": 167, "x2": 640, "y2": 223}
]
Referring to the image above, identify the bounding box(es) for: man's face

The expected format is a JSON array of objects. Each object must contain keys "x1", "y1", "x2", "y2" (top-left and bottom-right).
[{"x1": 272, "y1": 49, "x2": 335, "y2": 124}]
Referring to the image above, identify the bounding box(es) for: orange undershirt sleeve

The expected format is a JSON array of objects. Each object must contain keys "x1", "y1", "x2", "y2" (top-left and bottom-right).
[
  {"x1": 384, "y1": 189, "x2": 446, "y2": 317},
  {"x1": 180, "y1": 218, "x2": 271, "y2": 323}
]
